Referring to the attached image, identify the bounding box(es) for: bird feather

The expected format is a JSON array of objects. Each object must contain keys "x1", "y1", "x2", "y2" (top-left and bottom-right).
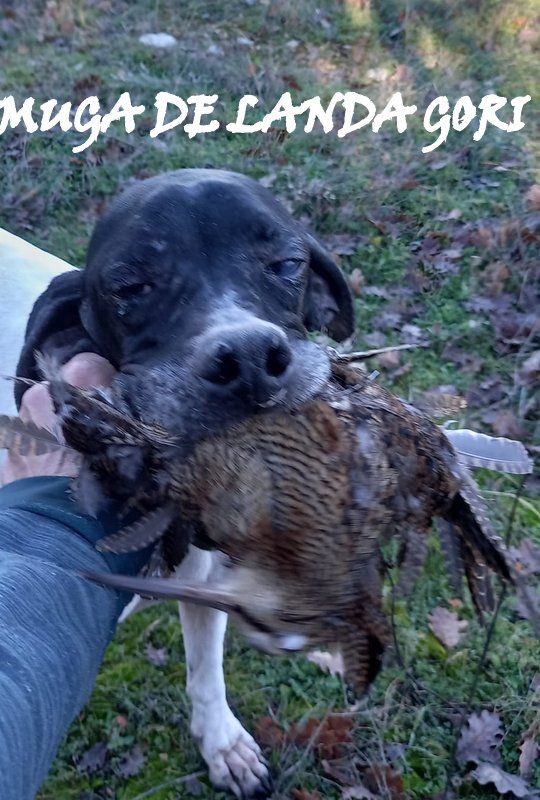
[
  {"x1": 96, "y1": 505, "x2": 175, "y2": 554},
  {"x1": 0, "y1": 415, "x2": 65, "y2": 456},
  {"x1": 443, "y1": 429, "x2": 533, "y2": 474}
]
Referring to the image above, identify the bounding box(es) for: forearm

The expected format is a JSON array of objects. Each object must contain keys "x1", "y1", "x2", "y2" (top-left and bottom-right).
[{"x1": 0, "y1": 477, "x2": 148, "y2": 800}]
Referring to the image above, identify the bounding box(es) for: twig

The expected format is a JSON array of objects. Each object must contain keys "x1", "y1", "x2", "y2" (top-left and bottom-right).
[{"x1": 332, "y1": 343, "x2": 427, "y2": 362}]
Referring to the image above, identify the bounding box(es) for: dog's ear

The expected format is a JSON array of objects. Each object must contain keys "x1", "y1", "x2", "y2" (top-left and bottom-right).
[
  {"x1": 15, "y1": 270, "x2": 97, "y2": 408},
  {"x1": 304, "y1": 234, "x2": 354, "y2": 342}
]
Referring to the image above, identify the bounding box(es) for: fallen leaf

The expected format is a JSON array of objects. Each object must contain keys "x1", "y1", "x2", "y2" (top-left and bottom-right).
[
  {"x1": 519, "y1": 734, "x2": 539, "y2": 780},
  {"x1": 291, "y1": 714, "x2": 354, "y2": 759},
  {"x1": 518, "y1": 350, "x2": 540, "y2": 387},
  {"x1": 363, "y1": 286, "x2": 391, "y2": 300},
  {"x1": 307, "y1": 649, "x2": 345, "y2": 677},
  {"x1": 494, "y1": 312, "x2": 540, "y2": 346},
  {"x1": 324, "y1": 233, "x2": 368, "y2": 256},
  {"x1": 430, "y1": 156, "x2": 453, "y2": 170},
  {"x1": 139, "y1": 32, "x2": 177, "y2": 48},
  {"x1": 292, "y1": 789, "x2": 321, "y2": 800},
  {"x1": 322, "y1": 755, "x2": 361, "y2": 786},
  {"x1": 515, "y1": 589, "x2": 540, "y2": 621},
  {"x1": 254, "y1": 716, "x2": 285, "y2": 750},
  {"x1": 77, "y1": 742, "x2": 108, "y2": 774},
  {"x1": 482, "y1": 261, "x2": 509, "y2": 297},
  {"x1": 371, "y1": 310, "x2": 403, "y2": 331},
  {"x1": 365, "y1": 210, "x2": 401, "y2": 238},
  {"x1": 72, "y1": 74, "x2": 103, "y2": 101},
  {"x1": 456, "y1": 711, "x2": 503, "y2": 766},
  {"x1": 442, "y1": 343, "x2": 484, "y2": 375},
  {"x1": 363, "y1": 764, "x2": 405, "y2": 799},
  {"x1": 510, "y1": 540, "x2": 540, "y2": 576},
  {"x1": 185, "y1": 774, "x2": 204, "y2": 796},
  {"x1": 377, "y1": 350, "x2": 401, "y2": 370},
  {"x1": 145, "y1": 643, "x2": 168, "y2": 666},
  {"x1": 483, "y1": 409, "x2": 525, "y2": 440},
  {"x1": 428, "y1": 607, "x2": 468, "y2": 648},
  {"x1": 436, "y1": 208, "x2": 462, "y2": 221},
  {"x1": 349, "y1": 268, "x2": 364, "y2": 297},
  {"x1": 342, "y1": 785, "x2": 377, "y2": 799},
  {"x1": 385, "y1": 743, "x2": 407, "y2": 764},
  {"x1": 466, "y1": 375, "x2": 508, "y2": 407},
  {"x1": 468, "y1": 226, "x2": 495, "y2": 249},
  {"x1": 400, "y1": 323, "x2": 425, "y2": 344},
  {"x1": 525, "y1": 184, "x2": 540, "y2": 211},
  {"x1": 441, "y1": 245, "x2": 463, "y2": 260},
  {"x1": 471, "y1": 762, "x2": 532, "y2": 797},
  {"x1": 117, "y1": 744, "x2": 145, "y2": 778},
  {"x1": 362, "y1": 331, "x2": 387, "y2": 349}
]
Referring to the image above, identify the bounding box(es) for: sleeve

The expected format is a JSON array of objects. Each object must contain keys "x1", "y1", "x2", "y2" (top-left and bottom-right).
[{"x1": 0, "y1": 476, "x2": 152, "y2": 800}]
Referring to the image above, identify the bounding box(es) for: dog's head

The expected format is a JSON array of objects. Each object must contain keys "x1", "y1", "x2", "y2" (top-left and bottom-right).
[{"x1": 18, "y1": 169, "x2": 354, "y2": 441}]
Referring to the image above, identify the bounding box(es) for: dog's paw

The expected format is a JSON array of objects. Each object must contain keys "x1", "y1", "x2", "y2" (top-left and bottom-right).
[{"x1": 192, "y1": 707, "x2": 271, "y2": 798}]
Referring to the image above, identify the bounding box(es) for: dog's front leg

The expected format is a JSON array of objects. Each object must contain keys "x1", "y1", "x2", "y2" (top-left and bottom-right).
[{"x1": 176, "y1": 547, "x2": 270, "y2": 798}]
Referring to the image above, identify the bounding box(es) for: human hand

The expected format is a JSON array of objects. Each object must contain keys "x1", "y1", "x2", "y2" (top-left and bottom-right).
[{"x1": 0, "y1": 353, "x2": 116, "y2": 486}]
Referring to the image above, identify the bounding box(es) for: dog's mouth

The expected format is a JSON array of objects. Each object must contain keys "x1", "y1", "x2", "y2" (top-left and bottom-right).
[{"x1": 114, "y1": 338, "x2": 330, "y2": 446}]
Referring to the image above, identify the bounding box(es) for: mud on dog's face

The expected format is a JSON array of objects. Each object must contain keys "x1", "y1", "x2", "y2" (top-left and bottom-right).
[{"x1": 17, "y1": 169, "x2": 354, "y2": 440}]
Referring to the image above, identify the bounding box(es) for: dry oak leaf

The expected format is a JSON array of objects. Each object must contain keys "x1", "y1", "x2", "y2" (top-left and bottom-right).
[
  {"x1": 145, "y1": 642, "x2": 168, "y2": 666},
  {"x1": 519, "y1": 735, "x2": 539, "y2": 781},
  {"x1": 307, "y1": 649, "x2": 345, "y2": 677},
  {"x1": 254, "y1": 715, "x2": 285, "y2": 750},
  {"x1": 482, "y1": 261, "x2": 509, "y2": 297},
  {"x1": 321, "y1": 755, "x2": 360, "y2": 786},
  {"x1": 510, "y1": 540, "x2": 540, "y2": 577},
  {"x1": 519, "y1": 715, "x2": 539, "y2": 781},
  {"x1": 377, "y1": 350, "x2": 401, "y2": 371},
  {"x1": 471, "y1": 762, "x2": 535, "y2": 798},
  {"x1": 77, "y1": 741, "x2": 108, "y2": 774},
  {"x1": 428, "y1": 607, "x2": 468, "y2": 648},
  {"x1": 363, "y1": 765, "x2": 405, "y2": 800},
  {"x1": 456, "y1": 710, "x2": 503, "y2": 766},
  {"x1": 525, "y1": 184, "x2": 540, "y2": 211},
  {"x1": 117, "y1": 744, "x2": 145, "y2": 778},
  {"x1": 349, "y1": 268, "x2": 364, "y2": 297},
  {"x1": 518, "y1": 350, "x2": 540, "y2": 387},
  {"x1": 290, "y1": 714, "x2": 354, "y2": 760},
  {"x1": 488, "y1": 409, "x2": 525, "y2": 441},
  {"x1": 292, "y1": 790, "x2": 321, "y2": 800},
  {"x1": 342, "y1": 785, "x2": 377, "y2": 799}
]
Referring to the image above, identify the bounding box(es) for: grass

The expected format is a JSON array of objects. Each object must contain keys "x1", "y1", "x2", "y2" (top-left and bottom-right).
[{"x1": 1, "y1": 1, "x2": 539, "y2": 797}]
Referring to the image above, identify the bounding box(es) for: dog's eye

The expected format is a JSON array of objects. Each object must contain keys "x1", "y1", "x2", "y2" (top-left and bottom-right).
[
  {"x1": 114, "y1": 282, "x2": 155, "y2": 300},
  {"x1": 268, "y1": 259, "x2": 306, "y2": 280}
]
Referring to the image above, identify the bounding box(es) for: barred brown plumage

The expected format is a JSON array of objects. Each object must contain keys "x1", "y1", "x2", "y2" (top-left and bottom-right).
[{"x1": 0, "y1": 358, "x2": 533, "y2": 695}]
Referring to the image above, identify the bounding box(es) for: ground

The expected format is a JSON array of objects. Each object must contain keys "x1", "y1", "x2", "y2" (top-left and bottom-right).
[{"x1": 0, "y1": 1, "x2": 539, "y2": 798}]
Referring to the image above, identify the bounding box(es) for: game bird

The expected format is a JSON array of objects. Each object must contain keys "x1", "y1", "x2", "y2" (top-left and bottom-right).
[{"x1": 0, "y1": 357, "x2": 533, "y2": 695}]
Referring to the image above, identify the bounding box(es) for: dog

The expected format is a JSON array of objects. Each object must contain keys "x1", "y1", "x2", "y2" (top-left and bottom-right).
[{"x1": 16, "y1": 169, "x2": 354, "y2": 797}]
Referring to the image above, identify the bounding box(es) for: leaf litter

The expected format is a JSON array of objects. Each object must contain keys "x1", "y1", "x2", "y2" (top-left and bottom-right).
[{"x1": 428, "y1": 607, "x2": 468, "y2": 648}]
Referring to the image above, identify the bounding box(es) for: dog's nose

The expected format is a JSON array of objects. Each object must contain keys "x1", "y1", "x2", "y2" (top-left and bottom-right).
[{"x1": 198, "y1": 326, "x2": 292, "y2": 404}]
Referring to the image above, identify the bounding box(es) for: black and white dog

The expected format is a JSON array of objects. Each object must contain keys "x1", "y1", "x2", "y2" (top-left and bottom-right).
[{"x1": 16, "y1": 170, "x2": 354, "y2": 797}]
